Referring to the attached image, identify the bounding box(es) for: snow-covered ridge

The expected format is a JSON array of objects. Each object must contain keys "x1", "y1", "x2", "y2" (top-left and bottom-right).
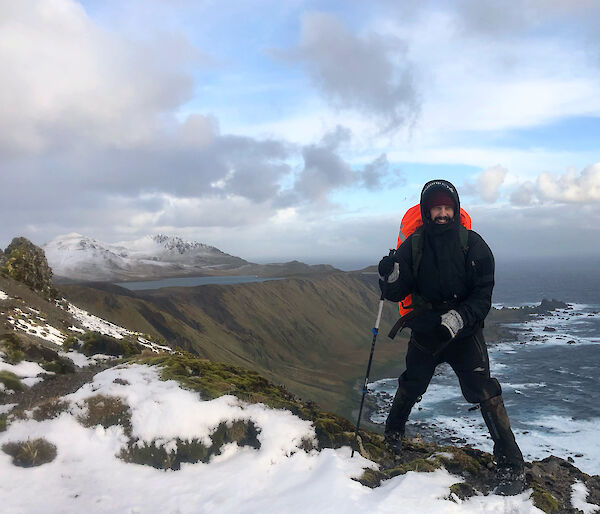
[
  {"x1": 0, "y1": 364, "x2": 544, "y2": 513},
  {"x1": 43, "y1": 233, "x2": 248, "y2": 281}
]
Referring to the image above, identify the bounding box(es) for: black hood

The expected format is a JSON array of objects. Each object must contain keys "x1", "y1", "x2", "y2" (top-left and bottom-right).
[{"x1": 420, "y1": 179, "x2": 461, "y2": 226}]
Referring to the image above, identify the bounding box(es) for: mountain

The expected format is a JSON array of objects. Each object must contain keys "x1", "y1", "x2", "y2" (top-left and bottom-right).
[{"x1": 44, "y1": 233, "x2": 339, "y2": 282}]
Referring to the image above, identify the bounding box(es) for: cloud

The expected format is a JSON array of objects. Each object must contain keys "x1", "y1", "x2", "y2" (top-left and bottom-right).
[
  {"x1": 0, "y1": 0, "x2": 201, "y2": 155},
  {"x1": 505, "y1": 163, "x2": 600, "y2": 206},
  {"x1": 283, "y1": 12, "x2": 419, "y2": 129},
  {"x1": 536, "y1": 164, "x2": 600, "y2": 203},
  {"x1": 472, "y1": 202, "x2": 600, "y2": 260},
  {"x1": 444, "y1": 0, "x2": 600, "y2": 38},
  {"x1": 477, "y1": 166, "x2": 508, "y2": 202},
  {"x1": 510, "y1": 181, "x2": 536, "y2": 206},
  {"x1": 294, "y1": 137, "x2": 356, "y2": 204}
]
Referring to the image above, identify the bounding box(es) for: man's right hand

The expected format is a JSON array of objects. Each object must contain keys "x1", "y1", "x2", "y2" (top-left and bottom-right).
[{"x1": 378, "y1": 254, "x2": 396, "y2": 277}]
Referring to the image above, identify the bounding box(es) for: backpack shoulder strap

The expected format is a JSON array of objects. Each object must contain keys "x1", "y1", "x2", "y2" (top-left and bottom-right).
[
  {"x1": 459, "y1": 225, "x2": 469, "y2": 256},
  {"x1": 411, "y1": 226, "x2": 424, "y2": 277}
]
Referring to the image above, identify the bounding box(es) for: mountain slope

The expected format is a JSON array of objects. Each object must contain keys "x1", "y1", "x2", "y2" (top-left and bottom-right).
[{"x1": 60, "y1": 273, "x2": 405, "y2": 418}]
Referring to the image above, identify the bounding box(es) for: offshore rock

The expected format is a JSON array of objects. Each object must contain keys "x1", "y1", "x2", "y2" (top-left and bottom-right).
[{"x1": 1, "y1": 237, "x2": 58, "y2": 300}]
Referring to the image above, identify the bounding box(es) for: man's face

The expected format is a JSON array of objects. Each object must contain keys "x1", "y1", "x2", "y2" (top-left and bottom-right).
[{"x1": 430, "y1": 204, "x2": 454, "y2": 224}]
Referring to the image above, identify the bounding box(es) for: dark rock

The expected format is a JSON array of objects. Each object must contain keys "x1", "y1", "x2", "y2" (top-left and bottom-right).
[
  {"x1": 532, "y1": 299, "x2": 569, "y2": 315},
  {"x1": 543, "y1": 327, "x2": 556, "y2": 332},
  {"x1": 567, "y1": 340, "x2": 576, "y2": 345},
  {"x1": 1, "y1": 238, "x2": 58, "y2": 299}
]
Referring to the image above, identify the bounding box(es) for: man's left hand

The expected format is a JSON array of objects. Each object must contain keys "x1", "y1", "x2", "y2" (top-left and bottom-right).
[{"x1": 439, "y1": 310, "x2": 464, "y2": 341}]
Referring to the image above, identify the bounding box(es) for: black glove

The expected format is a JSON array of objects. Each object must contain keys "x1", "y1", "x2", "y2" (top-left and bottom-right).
[
  {"x1": 378, "y1": 255, "x2": 396, "y2": 277},
  {"x1": 436, "y1": 324, "x2": 453, "y2": 343},
  {"x1": 404, "y1": 311, "x2": 441, "y2": 334}
]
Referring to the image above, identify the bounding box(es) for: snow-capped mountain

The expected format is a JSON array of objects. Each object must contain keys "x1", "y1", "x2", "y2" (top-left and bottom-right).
[{"x1": 43, "y1": 233, "x2": 248, "y2": 281}]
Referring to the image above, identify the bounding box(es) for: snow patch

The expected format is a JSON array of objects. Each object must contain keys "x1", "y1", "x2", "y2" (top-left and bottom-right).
[
  {"x1": 64, "y1": 301, "x2": 170, "y2": 353},
  {"x1": 0, "y1": 359, "x2": 48, "y2": 379},
  {"x1": 0, "y1": 290, "x2": 9, "y2": 300},
  {"x1": 7, "y1": 307, "x2": 66, "y2": 345},
  {"x1": 571, "y1": 481, "x2": 600, "y2": 513},
  {"x1": 0, "y1": 403, "x2": 17, "y2": 415}
]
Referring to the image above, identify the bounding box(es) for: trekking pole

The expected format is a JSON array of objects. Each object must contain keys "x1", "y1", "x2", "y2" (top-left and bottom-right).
[{"x1": 351, "y1": 249, "x2": 394, "y2": 458}]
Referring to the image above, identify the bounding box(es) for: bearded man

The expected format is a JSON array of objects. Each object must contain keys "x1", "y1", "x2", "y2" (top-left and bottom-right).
[{"x1": 378, "y1": 179, "x2": 525, "y2": 495}]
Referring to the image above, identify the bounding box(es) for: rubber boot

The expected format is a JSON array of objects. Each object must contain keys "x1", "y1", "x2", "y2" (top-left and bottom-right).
[
  {"x1": 384, "y1": 390, "x2": 416, "y2": 454},
  {"x1": 480, "y1": 395, "x2": 525, "y2": 495}
]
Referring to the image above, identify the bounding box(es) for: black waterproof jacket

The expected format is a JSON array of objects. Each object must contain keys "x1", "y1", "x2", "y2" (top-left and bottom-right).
[{"x1": 384, "y1": 180, "x2": 495, "y2": 340}]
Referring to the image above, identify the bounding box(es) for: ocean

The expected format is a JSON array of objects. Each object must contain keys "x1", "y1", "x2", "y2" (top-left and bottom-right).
[{"x1": 368, "y1": 257, "x2": 600, "y2": 476}]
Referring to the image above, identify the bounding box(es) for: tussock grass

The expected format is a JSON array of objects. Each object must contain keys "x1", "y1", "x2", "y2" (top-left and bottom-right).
[
  {"x1": 2, "y1": 438, "x2": 57, "y2": 467},
  {"x1": 78, "y1": 395, "x2": 132, "y2": 434},
  {"x1": 0, "y1": 370, "x2": 24, "y2": 392},
  {"x1": 32, "y1": 398, "x2": 70, "y2": 422},
  {"x1": 80, "y1": 332, "x2": 141, "y2": 357},
  {"x1": 120, "y1": 420, "x2": 261, "y2": 471}
]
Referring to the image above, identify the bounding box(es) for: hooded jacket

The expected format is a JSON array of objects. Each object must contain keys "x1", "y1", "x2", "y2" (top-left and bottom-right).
[{"x1": 384, "y1": 179, "x2": 495, "y2": 340}]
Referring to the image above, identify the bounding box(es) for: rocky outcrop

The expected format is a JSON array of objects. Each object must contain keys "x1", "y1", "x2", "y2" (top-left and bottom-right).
[
  {"x1": 532, "y1": 298, "x2": 569, "y2": 315},
  {"x1": 0, "y1": 238, "x2": 58, "y2": 299}
]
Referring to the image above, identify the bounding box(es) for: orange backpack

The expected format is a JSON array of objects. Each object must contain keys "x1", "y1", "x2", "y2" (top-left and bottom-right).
[{"x1": 396, "y1": 204, "x2": 472, "y2": 316}]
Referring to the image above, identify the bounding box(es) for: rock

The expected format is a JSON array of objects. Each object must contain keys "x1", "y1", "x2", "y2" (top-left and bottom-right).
[
  {"x1": 543, "y1": 326, "x2": 556, "y2": 332},
  {"x1": 1, "y1": 237, "x2": 58, "y2": 299},
  {"x1": 567, "y1": 340, "x2": 576, "y2": 345},
  {"x1": 532, "y1": 298, "x2": 569, "y2": 315}
]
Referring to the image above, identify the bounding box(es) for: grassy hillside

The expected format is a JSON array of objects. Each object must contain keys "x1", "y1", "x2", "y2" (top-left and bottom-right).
[{"x1": 60, "y1": 272, "x2": 408, "y2": 420}]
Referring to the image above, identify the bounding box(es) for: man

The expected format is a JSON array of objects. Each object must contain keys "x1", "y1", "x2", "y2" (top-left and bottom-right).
[{"x1": 378, "y1": 179, "x2": 525, "y2": 495}]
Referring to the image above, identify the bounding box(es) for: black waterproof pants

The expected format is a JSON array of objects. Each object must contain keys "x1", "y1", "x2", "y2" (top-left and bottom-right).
[
  {"x1": 386, "y1": 328, "x2": 502, "y2": 432},
  {"x1": 385, "y1": 328, "x2": 524, "y2": 468}
]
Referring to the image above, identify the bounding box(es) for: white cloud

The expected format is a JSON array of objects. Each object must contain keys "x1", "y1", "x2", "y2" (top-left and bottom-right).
[
  {"x1": 477, "y1": 166, "x2": 508, "y2": 202},
  {"x1": 536, "y1": 164, "x2": 600, "y2": 203},
  {"x1": 0, "y1": 0, "x2": 200, "y2": 154}
]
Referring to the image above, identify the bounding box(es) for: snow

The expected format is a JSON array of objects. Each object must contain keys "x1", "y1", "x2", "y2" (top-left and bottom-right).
[
  {"x1": 7, "y1": 307, "x2": 66, "y2": 345},
  {"x1": 64, "y1": 301, "x2": 171, "y2": 353},
  {"x1": 0, "y1": 290, "x2": 9, "y2": 300},
  {"x1": 0, "y1": 363, "x2": 544, "y2": 513},
  {"x1": 571, "y1": 481, "x2": 600, "y2": 514},
  {"x1": 43, "y1": 233, "x2": 233, "y2": 281},
  {"x1": 59, "y1": 350, "x2": 95, "y2": 367},
  {"x1": 0, "y1": 403, "x2": 17, "y2": 415},
  {"x1": 66, "y1": 302, "x2": 129, "y2": 339},
  {"x1": 0, "y1": 359, "x2": 48, "y2": 378}
]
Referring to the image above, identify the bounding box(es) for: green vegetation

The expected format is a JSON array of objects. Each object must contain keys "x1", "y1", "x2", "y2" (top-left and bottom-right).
[
  {"x1": 2, "y1": 438, "x2": 57, "y2": 467},
  {"x1": 61, "y1": 335, "x2": 80, "y2": 352},
  {"x1": 530, "y1": 479, "x2": 561, "y2": 513},
  {"x1": 0, "y1": 237, "x2": 58, "y2": 299},
  {"x1": 120, "y1": 420, "x2": 260, "y2": 471},
  {"x1": 0, "y1": 370, "x2": 24, "y2": 392},
  {"x1": 80, "y1": 331, "x2": 142, "y2": 357},
  {"x1": 0, "y1": 332, "x2": 75, "y2": 375},
  {"x1": 0, "y1": 333, "x2": 27, "y2": 364},
  {"x1": 41, "y1": 358, "x2": 76, "y2": 374}
]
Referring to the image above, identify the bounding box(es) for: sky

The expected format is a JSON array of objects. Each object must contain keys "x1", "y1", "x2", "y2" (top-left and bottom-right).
[{"x1": 1, "y1": 0, "x2": 600, "y2": 268}]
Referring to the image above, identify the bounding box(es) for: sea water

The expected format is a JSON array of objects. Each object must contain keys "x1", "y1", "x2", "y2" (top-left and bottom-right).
[{"x1": 368, "y1": 257, "x2": 600, "y2": 475}]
